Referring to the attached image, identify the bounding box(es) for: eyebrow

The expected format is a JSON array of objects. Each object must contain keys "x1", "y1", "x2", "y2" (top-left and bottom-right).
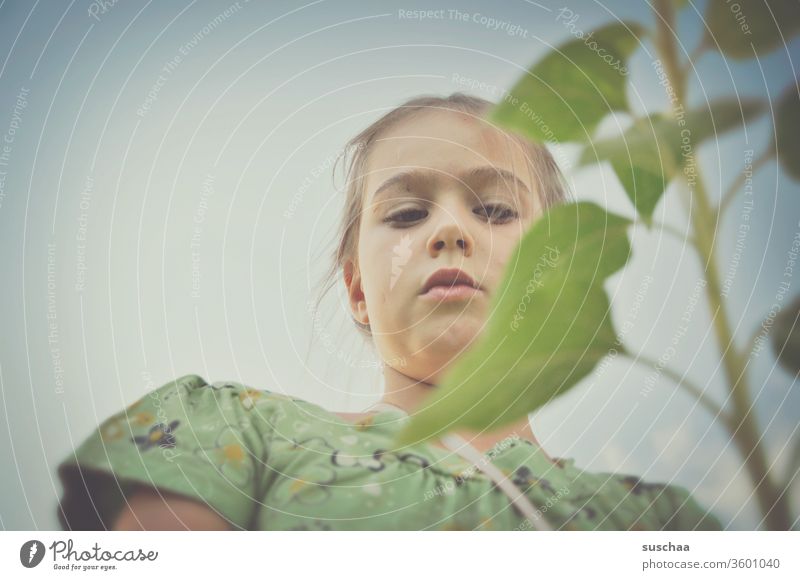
[{"x1": 370, "y1": 166, "x2": 531, "y2": 206}]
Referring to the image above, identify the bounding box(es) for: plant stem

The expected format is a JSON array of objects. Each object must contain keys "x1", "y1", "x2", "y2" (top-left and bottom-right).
[
  {"x1": 680, "y1": 40, "x2": 709, "y2": 79},
  {"x1": 653, "y1": 0, "x2": 685, "y2": 108},
  {"x1": 692, "y1": 175, "x2": 792, "y2": 529},
  {"x1": 716, "y1": 148, "x2": 775, "y2": 221},
  {"x1": 741, "y1": 318, "x2": 769, "y2": 361},
  {"x1": 652, "y1": 0, "x2": 793, "y2": 530}
]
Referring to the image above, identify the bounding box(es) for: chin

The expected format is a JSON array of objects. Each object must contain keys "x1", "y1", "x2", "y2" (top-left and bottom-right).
[{"x1": 413, "y1": 317, "x2": 485, "y2": 366}]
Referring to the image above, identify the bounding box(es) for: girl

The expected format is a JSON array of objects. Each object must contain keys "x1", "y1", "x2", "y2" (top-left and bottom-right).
[{"x1": 56, "y1": 93, "x2": 723, "y2": 531}]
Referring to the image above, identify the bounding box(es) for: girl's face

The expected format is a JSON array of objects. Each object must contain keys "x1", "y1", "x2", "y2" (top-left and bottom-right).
[{"x1": 344, "y1": 109, "x2": 542, "y2": 384}]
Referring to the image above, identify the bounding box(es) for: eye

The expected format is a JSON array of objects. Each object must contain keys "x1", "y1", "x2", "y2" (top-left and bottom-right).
[
  {"x1": 383, "y1": 207, "x2": 428, "y2": 226},
  {"x1": 475, "y1": 203, "x2": 519, "y2": 224}
]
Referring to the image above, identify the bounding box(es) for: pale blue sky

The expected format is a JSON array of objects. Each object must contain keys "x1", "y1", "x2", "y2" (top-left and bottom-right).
[{"x1": 0, "y1": 0, "x2": 797, "y2": 530}]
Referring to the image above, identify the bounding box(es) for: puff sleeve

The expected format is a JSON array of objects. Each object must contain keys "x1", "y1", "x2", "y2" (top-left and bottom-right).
[{"x1": 56, "y1": 375, "x2": 274, "y2": 530}]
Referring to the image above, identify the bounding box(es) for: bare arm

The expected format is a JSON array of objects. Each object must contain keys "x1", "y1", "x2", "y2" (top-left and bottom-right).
[{"x1": 112, "y1": 485, "x2": 233, "y2": 531}]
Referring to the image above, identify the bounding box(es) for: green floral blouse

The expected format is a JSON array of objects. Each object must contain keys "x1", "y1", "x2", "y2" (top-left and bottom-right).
[{"x1": 56, "y1": 374, "x2": 724, "y2": 531}]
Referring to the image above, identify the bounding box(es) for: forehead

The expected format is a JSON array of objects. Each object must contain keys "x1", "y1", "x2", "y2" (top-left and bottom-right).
[{"x1": 363, "y1": 109, "x2": 533, "y2": 203}]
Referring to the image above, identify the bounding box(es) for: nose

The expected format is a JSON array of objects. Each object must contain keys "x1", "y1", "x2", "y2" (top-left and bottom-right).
[{"x1": 426, "y1": 202, "x2": 475, "y2": 258}]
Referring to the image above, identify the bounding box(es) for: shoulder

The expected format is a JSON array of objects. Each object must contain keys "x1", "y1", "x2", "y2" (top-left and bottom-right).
[
  {"x1": 57, "y1": 373, "x2": 302, "y2": 531},
  {"x1": 137, "y1": 374, "x2": 312, "y2": 409},
  {"x1": 572, "y1": 468, "x2": 723, "y2": 530},
  {"x1": 183, "y1": 375, "x2": 361, "y2": 423},
  {"x1": 611, "y1": 472, "x2": 723, "y2": 530},
  {"x1": 655, "y1": 482, "x2": 724, "y2": 530},
  {"x1": 135, "y1": 375, "x2": 375, "y2": 445},
  {"x1": 97, "y1": 374, "x2": 332, "y2": 438}
]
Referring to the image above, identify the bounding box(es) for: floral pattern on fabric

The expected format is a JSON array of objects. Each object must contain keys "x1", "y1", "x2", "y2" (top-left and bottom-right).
[
  {"x1": 56, "y1": 374, "x2": 725, "y2": 531},
  {"x1": 131, "y1": 420, "x2": 180, "y2": 452},
  {"x1": 192, "y1": 424, "x2": 255, "y2": 488}
]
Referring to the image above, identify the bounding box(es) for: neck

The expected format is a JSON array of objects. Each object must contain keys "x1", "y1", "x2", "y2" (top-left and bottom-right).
[
  {"x1": 380, "y1": 363, "x2": 556, "y2": 462},
  {"x1": 380, "y1": 363, "x2": 437, "y2": 412}
]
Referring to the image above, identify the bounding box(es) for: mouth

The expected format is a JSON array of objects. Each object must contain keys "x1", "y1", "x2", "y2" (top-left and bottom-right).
[{"x1": 419, "y1": 268, "x2": 484, "y2": 302}]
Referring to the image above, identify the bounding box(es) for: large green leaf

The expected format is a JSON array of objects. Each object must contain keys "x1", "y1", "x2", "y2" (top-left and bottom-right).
[
  {"x1": 771, "y1": 294, "x2": 800, "y2": 375},
  {"x1": 579, "y1": 99, "x2": 765, "y2": 221},
  {"x1": 705, "y1": 0, "x2": 800, "y2": 60},
  {"x1": 776, "y1": 86, "x2": 800, "y2": 180},
  {"x1": 489, "y1": 21, "x2": 644, "y2": 143},
  {"x1": 392, "y1": 202, "x2": 632, "y2": 448},
  {"x1": 611, "y1": 164, "x2": 666, "y2": 224}
]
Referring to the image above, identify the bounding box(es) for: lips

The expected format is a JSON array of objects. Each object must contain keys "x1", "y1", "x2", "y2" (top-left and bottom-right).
[{"x1": 420, "y1": 268, "x2": 480, "y2": 295}]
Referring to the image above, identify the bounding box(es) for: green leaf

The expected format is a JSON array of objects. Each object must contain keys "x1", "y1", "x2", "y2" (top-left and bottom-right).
[
  {"x1": 610, "y1": 152, "x2": 669, "y2": 225},
  {"x1": 488, "y1": 21, "x2": 644, "y2": 143},
  {"x1": 705, "y1": 0, "x2": 800, "y2": 60},
  {"x1": 776, "y1": 86, "x2": 800, "y2": 180},
  {"x1": 771, "y1": 294, "x2": 800, "y2": 375},
  {"x1": 392, "y1": 202, "x2": 632, "y2": 448},
  {"x1": 579, "y1": 99, "x2": 765, "y2": 221}
]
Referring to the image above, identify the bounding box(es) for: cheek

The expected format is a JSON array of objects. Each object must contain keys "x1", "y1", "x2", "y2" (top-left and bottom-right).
[
  {"x1": 484, "y1": 227, "x2": 524, "y2": 264},
  {"x1": 478, "y1": 229, "x2": 528, "y2": 290},
  {"x1": 358, "y1": 228, "x2": 397, "y2": 302}
]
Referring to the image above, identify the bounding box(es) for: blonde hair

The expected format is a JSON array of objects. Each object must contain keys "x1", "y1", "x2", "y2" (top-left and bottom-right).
[{"x1": 314, "y1": 92, "x2": 570, "y2": 339}]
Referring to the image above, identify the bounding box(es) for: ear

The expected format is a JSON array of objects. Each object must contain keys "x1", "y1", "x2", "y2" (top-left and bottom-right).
[{"x1": 343, "y1": 258, "x2": 369, "y2": 326}]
